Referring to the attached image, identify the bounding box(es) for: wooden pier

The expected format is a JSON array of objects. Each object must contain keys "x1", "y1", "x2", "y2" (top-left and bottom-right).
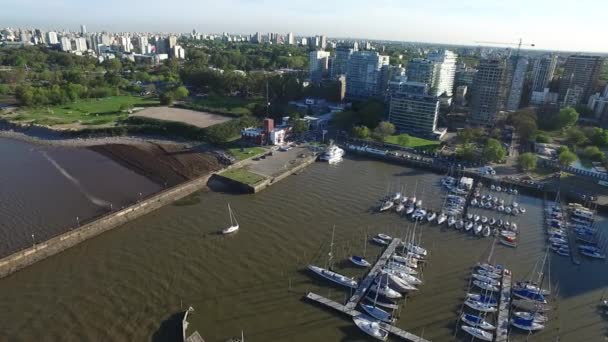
[
  {"x1": 304, "y1": 238, "x2": 430, "y2": 342},
  {"x1": 565, "y1": 203, "x2": 582, "y2": 265},
  {"x1": 305, "y1": 292, "x2": 430, "y2": 342},
  {"x1": 345, "y1": 238, "x2": 402, "y2": 310},
  {"x1": 494, "y1": 269, "x2": 512, "y2": 342}
]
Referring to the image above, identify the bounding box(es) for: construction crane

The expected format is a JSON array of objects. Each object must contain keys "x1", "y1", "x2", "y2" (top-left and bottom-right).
[{"x1": 474, "y1": 38, "x2": 536, "y2": 59}]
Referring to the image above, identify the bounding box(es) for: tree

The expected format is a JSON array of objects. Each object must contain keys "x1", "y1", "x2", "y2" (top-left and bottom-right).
[
  {"x1": 583, "y1": 146, "x2": 605, "y2": 161},
  {"x1": 352, "y1": 125, "x2": 370, "y2": 139},
  {"x1": 557, "y1": 107, "x2": 579, "y2": 129},
  {"x1": 509, "y1": 108, "x2": 538, "y2": 141},
  {"x1": 372, "y1": 121, "x2": 395, "y2": 141},
  {"x1": 173, "y1": 86, "x2": 189, "y2": 100},
  {"x1": 396, "y1": 134, "x2": 411, "y2": 147},
  {"x1": 535, "y1": 132, "x2": 551, "y2": 144},
  {"x1": 457, "y1": 127, "x2": 484, "y2": 144},
  {"x1": 565, "y1": 127, "x2": 588, "y2": 146},
  {"x1": 518, "y1": 153, "x2": 538, "y2": 171},
  {"x1": 357, "y1": 101, "x2": 384, "y2": 128},
  {"x1": 290, "y1": 113, "x2": 309, "y2": 134},
  {"x1": 482, "y1": 138, "x2": 507, "y2": 163},
  {"x1": 587, "y1": 127, "x2": 608, "y2": 147},
  {"x1": 333, "y1": 110, "x2": 356, "y2": 130},
  {"x1": 456, "y1": 143, "x2": 476, "y2": 161},
  {"x1": 558, "y1": 150, "x2": 578, "y2": 167},
  {"x1": 160, "y1": 92, "x2": 175, "y2": 105}
]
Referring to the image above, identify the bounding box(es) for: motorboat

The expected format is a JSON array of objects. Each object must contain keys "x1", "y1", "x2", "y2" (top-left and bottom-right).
[
  {"x1": 360, "y1": 304, "x2": 394, "y2": 323},
  {"x1": 448, "y1": 216, "x2": 456, "y2": 227},
  {"x1": 461, "y1": 313, "x2": 496, "y2": 330},
  {"x1": 349, "y1": 255, "x2": 371, "y2": 267},
  {"x1": 466, "y1": 293, "x2": 498, "y2": 306},
  {"x1": 489, "y1": 218, "x2": 496, "y2": 226},
  {"x1": 461, "y1": 325, "x2": 493, "y2": 341},
  {"x1": 496, "y1": 186, "x2": 502, "y2": 192},
  {"x1": 405, "y1": 243, "x2": 427, "y2": 256},
  {"x1": 513, "y1": 202, "x2": 519, "y2": 208},
  {"x1": 395, "y1": 203, "x2": 405, "y2": 213},
  {"x1": 319, "y1": 144, "x2": 345, "y2": 163},
  {"x1": 505, "y1": 206, "x2": 512, "y2": 215},
  {"x1": 377, "y1": 233, "x2": 392, "y2": 241},
  {"x1": 481, "y1": 216, "x2": 488, "y2": 224},
  {"x1": 511, "y1": 300, "x2": 552, "y2": 312},
  {"x1": 500, "y1": 237, "x2": 517, "y2": 248},
  {"x1": 484, "y1": 202, "x2": 493, "y2": 209},
  {"x1": 464, "y1": 299, "x2": 498, "y2": 313},
  {"x1": 222, "y1": 204, "x2": 240, "y2": 235},
  {"x1": 473, "y1": 280, "x2": 499, "y2": 292},
  {"x1": 372, "y1": 237, "x2": 389, "y2": 246},
  {"x1": 466, "y1": 213, "x2": 474, "y2": 220},
  {"x1": 472, "y1": 274, "x2": 501, "y2": 286},
  {"x1": 513, "y1": 311, "x2": 548, "y2": 323},
  {"x1": 307, "y1": 265, "x2": 358, "y2": 289},
  {"x1": 353, "y1": 314, "x2": 389, "y2": 341},
  {"x1": 465, "y1": 221, "x2": 474, "y2": 232},
  {"x1": 501, "y1": 231, "x2": 517, "y2": 239},
  {"x1": 412, "y1": 209, "x2": 427, "y2": 221},
  {"x1": 520, "y1": 207, "x2": 526, "y2": 214},
  {"x1": 510, "y1": 317, "x2": 545, "y2": 331},
  {"x1": 427, "y1": 212, "x2": 437, "y2": 222},
  {"x1": 379, "y1": 200, "x2": 394, "y2": 212},
  {"x1": 474, "y1": 224, "x2": 483, "y2": 235},
  {"x1": 482, "y1": 226, "x2": 491, "y2": 237},
  {"x1": 498, "y1": 205, "x2": 505, "y2": 212},
  {"x1": 474, "y1": 215, "x2": 480, "y2": 222},
  {"x1": 405, "y1": 205, "x2": 415, "y2": 215},
  {"x1": 437, "y1": 213, "x2": 448, "y2": 225}
]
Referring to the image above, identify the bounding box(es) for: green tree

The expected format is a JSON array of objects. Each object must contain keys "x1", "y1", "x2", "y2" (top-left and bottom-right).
[
  {"x1": 482, "y1": 138, "x2": 507, "y2": 163},
  {"x1": 456, "y1": 143, "x2": 476, "y2": 161},
  {"x1": 160, "y1": 92, "x2": 175, "y2": 105},
  {"x1": 518, "y1": 152, "x2": 538, "y2": 171},
  {"x1": 357, "y1": 101, "x2": 384, "y2": 128},
  {"x1": 333, "y1": 110, "x2": 356, "y2": 130},
  {"x1": 583, "y1": 146, "x2": 605, "y2": 161},
  {"x1": 372, "y1": 121, "x2": 395, "y2": 141},
  {"x1": 565, "y1": 127, "x2": 588, "y2": 146},
  {"x1": 290, "y1": 113, "x2": 309, "y2": 134},
  {"x1": 396, "y1": 134, "x2": 411, "y2": 147},
  {"x1": 558, "y1": 150, "x2": 578, "y2": 167},
  {"x1": 535, "y1": 132, "x2": 551, "y2": 144},
  {"x1": 588, "y1": 127, "x2": 608, "y2": 147},
  {"x1": 352, "y1": 125, "x2": 370, "y2": 139},
  {"x1": 457, "y1": 127, "x2": 484, "y2": 144},
  {"x1": 557, "y1": 107, "x2": 579, "y2": 129},
  {"x1": 173, "y1": 86, "x2": 189, "y2": 100}
]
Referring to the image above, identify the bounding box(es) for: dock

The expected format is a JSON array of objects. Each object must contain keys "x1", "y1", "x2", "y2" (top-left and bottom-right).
[
  {"x1": 494, "y1": 269, "x2": 512, "y2": 342},
  {"x1": 345, "y1": 238, "x2": 402, "y2": 310},
  {"x1": 304, "y1": 238, "x2": 430, "y2": 342},
  {"x1": 565, "y1": 202, "x2": 582, "y2": 265},
  {"x1": 305, "y1": 292, "x2": 430, "y2": 342}
]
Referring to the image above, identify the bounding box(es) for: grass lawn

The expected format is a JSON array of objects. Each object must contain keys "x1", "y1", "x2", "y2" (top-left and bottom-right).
[
  {"x1": 221, "y1": 168, "x2": 267, "y2": 185},
  {"x1": 191, "y1": 95, "x2": 262, "y2": 116},
  {"x1": 7, "y1": 96, "x2": 158, "y2": 127},
  {"x1": 227, "y1": 146, "x2": 266, "y2": 161},
  {"x1": 384, "y1": 134, "x2": 441, "y2": 150}
]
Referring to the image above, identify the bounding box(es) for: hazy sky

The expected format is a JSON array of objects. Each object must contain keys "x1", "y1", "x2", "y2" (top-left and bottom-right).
[{"x1": 3, "y1": 0, "x2": 608, "y2": 52}]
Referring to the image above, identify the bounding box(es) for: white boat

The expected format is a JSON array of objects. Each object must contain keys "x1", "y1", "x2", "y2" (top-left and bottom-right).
[
  {"x1": 386, "y1": 261, "x2": 418, "y2": 274},
  {"x1": 448, "y1": 216, "x2": 456, "y2": 227},
  {"x1": 471, "y1": 198, "x2": 478, "y2": 206},
  {"x1": 510, "y1": 318, "x2": 545, "y2": 331},
  {"x1": 497, "y1": 205, "x2": 505, "y2": 212},
  {"x1": 416, "y1": 200, "x2": 423, "y2": 208},
  {"x1": 466, "y1": 213, "x2": 474, "y2": 220},
  {"x1": 473, "y1": 280, "x2": 499, "y2": 292},
  {"x1": 501, "y1": 231, "x2": 517, "y2": 239},
  {"x1": 512, "y1": 299, "x2": 552, "y2": 312},
  {"x1": 474, "y1": 215, "x2": 480, "y2": 222},
  {"x1": 350, "y1": 255, "x2": 371, "y2": 267},
  {"x1": 307, "y1": 265, "x2": 358, "y2": 289},
  {"x1": 465, "y1": 221, "x2": 474, "y2": 231},
  {"x1": 372, "y1": 237, "x2": 389, "y2": 246},
  {"x1": 473, "y1": 274, "x2": 501, "y2": 286},
  {"x1": 364, "y1": 296, "x2": 398, "y2": 310},
  {"x1": 382, "y1": 268, "x2": 422, "y2": 286},
  {"x1": 496, "y1": 186, "x2": 502, "y2": 192},
  {"x1": 405, "y1": 205, "x2": 415, "y2": 215},
  {"x1": 580, "y1": 249, "x2": 607, "y2": 259},
  {"x1": 379, "y1": 272, "x2": 419, "y2": 292},
  {"x1": 353, "y1": 315, "x2": 389, "y2": 341},
  {"x1": 489, "y1": 218, "x2": 496, "y2": 226},
  {"x1": 377, "y1": 233, "x2": 392, "y2": 241},
  {"x1": 319, "y1": 144, "x2": 345, "y2": 163},
  {"x1": 477, "y1": 263, "x2": 503, "y2": 274},
  {"x1": 491, "y1": 185, "x2": 496, "y2": 190},
  {"x1": 484, "y1": 202, "x2": 493, "y2": 209},
  {"x1": 513, "y1": 311, "x2": 548, "y2": 323},
  {"x1": 222, "y1": 204, "x2": 240, "y2": 234},
  {"x1": 360, "y1": 304, "x2": 394, "y2": 323},
  {"x1": 476, "y1": 269, "x2": 501, "y2": 280},
  {"x1": 379, "y1": 200, "x2": 394, "y2": 212},
  {"x1": 464, "y1": 299, "x2": 498, "y2": 313},
  {"x1": 370, "y1": 282, "x2": 402, "y2": 299},
  {"x1": 456, "y1": 220, "x2": 464, "y2": 230},
  {"x1": 392, "y1": 192, "x2": 402, "y2": 202},
  {"x1": 405, "y1": 243, "x2": 427, "y2": 256},
  {"x1": 466, "y1": 293, "x2": 498, "y2": 306},
  {"x1": 481, "y1": 216, "x2": 488, "y2": 224},
  {"x1": 513, "y1": 202, "x2": 519, "y2": 208},
  {"x1": 500, "y1": 238, "x2": 517, "y2": 248},
  {"x1": 461, "y1": 325, "x2": 493, "y2": 341},
  {"x1": 505, "y1": 206, "x2": 512, "y2": 214},
  {"x1": 482, "y1": 226, "x2": 491, "y2": 237},
  {"x1": 461, "y1": 313, "x2": 496, "y2": 331},
  {"x1": 395, "y1": 203, "x2": 405, "y2": 213},
  {"x1": 474, "y1": 224, "x2": 483, "y2": 235},
  {"x1": 427, "y1": 212, "x2": 437, "y2": 222},
  {"x1": 514, "y1": 282, "x2": 550, "y2": 296},
  {"x1": 437, "y1": 213, "x2": 448, "y2": 225}
]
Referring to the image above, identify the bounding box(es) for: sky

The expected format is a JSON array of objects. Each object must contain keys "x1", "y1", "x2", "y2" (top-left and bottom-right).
[{"x1": 3, "y1": 0, "x2": 608, "y2": 53}]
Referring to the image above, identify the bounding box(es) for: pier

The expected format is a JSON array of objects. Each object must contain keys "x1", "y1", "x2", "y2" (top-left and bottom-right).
[
  {"x1": 494, "y1": 269, "x2": 512, "y2": 342},
  {"x1": 304, "y1": 238, "x2": 430, "y2": 342}
]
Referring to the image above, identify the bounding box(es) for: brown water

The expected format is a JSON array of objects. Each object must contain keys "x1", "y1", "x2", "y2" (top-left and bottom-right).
[{"x1": 0, "y1": 150, "x2": 607, "y2": 342}]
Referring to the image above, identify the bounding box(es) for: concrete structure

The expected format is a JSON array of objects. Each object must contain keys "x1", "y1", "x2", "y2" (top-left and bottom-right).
[
  {"x1": 505, "y1": 57, "x2": 529, "y2": 111},
  {"x1": 74, "y1": 37, "x2": 87, "y2": 52},
  {"x1": 60, "y1": 36, "x2": 71, "y2": 51},
  {"x1": 428, "y1": 49, "x2": 458, "y2": 98},
  {"x1": 470, "y1": 58, "x2": 507, "y2": 126},
  {"x1": 388, "y1": 81, "x2": 444, "y2": 139},
  {"x1": 455, "y1": 85, "x2": 468, "y2": 106},
  {"x1": 531, "y1": 88, "x2": 559, "y2": 106},
  {"x1": 346, "y1": 51, "x2": 390, "y2": 100},
  {"x1": 241, "y1": 118, "x2": 293, "y2": 145},
  {"x1": 320, "y1": 35, "x2": 327, "y2": 49},
  {"x1": 495, "y1": 270, "x2": 512, "y2": 342},
  {"x1": 173, "y1": 45, "x2": 186, "y2": 59},
  {"x1": 331, "y1": 44, "x2": 355, "y2": 78},
  {"x1": 309, "y1": 50, "x2": 330, "y2": 83},
  {"x1": 138, "y1": 36, "x2": 149, "y2": 54},
  {"x1": 46, "y1": 31, "x2": 58, "y2": 45},
  {"x1": 455, "y1": 63, "x2": 477, "y2": 88},
  {"x1": 286, "y1": 32, "x2": 295, "y2": 45},
  {"x1": 559, "y1": 55, "x2": 605, "y2": 107},
  {"x1": 531, "y1": 54, "x2": 557, "y2": 93},
  {"x1": 406, "y1": 58, "x2": 439, "y2": 91}
]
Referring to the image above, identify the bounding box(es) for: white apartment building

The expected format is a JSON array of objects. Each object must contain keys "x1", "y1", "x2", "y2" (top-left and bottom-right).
[{"x1": 428, "y1": 49, "x2": 457, "y2": 98}]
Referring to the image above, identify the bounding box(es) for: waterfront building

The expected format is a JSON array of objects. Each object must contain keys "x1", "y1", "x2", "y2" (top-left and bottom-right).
[
  {"x1": 388, "y1": 81, "x2": 444, "y2": 139},
  {"x1": 46, "y1": 31, "x2": 58, "y2": 45},
  {"x1": 470, "y1": 57, "x2": 507, "y2": 126},
  {"x1": 505, "y1": 57, "x2": 529, "y2": 111},
  {"x1": 559, "y1": 55, "x2": 604, "y2": 107},
  {"x1": 309, "y1": 50, "x2": 331, "y2": 83},
  {"x1": 345, "y1": 51, "x2": 390, "y2": 100},
  {"x1": 428, "y1": 49, "x2": 458, "y2": 98}
]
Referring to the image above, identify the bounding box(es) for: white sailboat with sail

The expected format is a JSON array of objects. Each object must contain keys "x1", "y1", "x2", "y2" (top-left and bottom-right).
[{"x1": 222, "y1": 204, "x2": 240, "y2": 235}]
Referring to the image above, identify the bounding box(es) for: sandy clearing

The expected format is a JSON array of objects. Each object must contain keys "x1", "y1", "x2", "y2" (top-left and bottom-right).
[{"x1": 132, "y1": 106, "x2": 232, "y2": 128}]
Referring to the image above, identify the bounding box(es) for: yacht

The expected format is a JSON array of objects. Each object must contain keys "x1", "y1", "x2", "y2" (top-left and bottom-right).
[{"x1": 319, "y1": 144, "x2": 345, "y2": 163}]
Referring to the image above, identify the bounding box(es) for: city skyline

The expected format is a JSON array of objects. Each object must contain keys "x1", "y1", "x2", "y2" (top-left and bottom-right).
[{"x1": 2, "y1": 0, "x2": 608, "y2": 53}]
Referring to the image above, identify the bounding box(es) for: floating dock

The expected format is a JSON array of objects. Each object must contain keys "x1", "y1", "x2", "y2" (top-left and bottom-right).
[
  {"x1": 494, "y1": 269, "x2": 512, "y2": 342},
  {"x1": 304, "y1": 238, "x2": 430, "y2": 342}
]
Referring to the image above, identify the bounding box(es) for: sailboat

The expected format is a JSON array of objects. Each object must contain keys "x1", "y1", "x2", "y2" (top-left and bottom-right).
[
  {"x1": 461, "y1": 325, "x2": 493, "y2": 341},
  {"x1": 353, "y1": 314, "x2": 389, "y2": 341},
  {"x1": 308, "y1": 226, "x2": 358, "y2": 289},
  {"x1": 361, "y1": 277, "x2": 395, "y2": 324},
  {"x1": 350, "y1": 233, "x2": 371, "y2": 267},
  {"x1": 461, "y1": 313, "x2": 496, "y2": 330},
  {"x1": 222, "y1": 204, "x2": 240, "y2": 235}
]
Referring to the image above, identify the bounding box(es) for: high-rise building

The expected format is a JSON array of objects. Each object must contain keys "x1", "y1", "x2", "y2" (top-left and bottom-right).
[
  {"x1": 587, "y1": 85, "x2": 608, "y2": 122},
  {"x1": 331, "y1": 44, "x2": 356, "y2": 78},
  {"x1": 470, "y1": 58, "x2": 507, "y2": 126},
  {"x1": 309, "y1": 36, "x2": 320, "y2": 48},
  {"x1": 345, "y1": 51, "x2": 390, "y2": 100},
  {"x1": 300, "y1": 37, "x2": 308, "y2": 46},
  {"x1": 320, "y1": 35, "x2": 327, "y2": 49},
  {"x1": 46, "y1": 31, "x2": 58, "y2": 45},
  {"x1": 19, "y1": 32, "x2": 32, "y2": 44},
  {"x1": 406, "y1": 59, "x2": 438, "y2": 89},
  {"x1": 388, "y1": 81, "x2": 442, "y2": 139},
  {"x1": 531, "y1": 54, "x2": 557, "y2": 92},
  {"x1": 309, "y1": 50, "x2": 331, "y2": 83},
  {"x1": 168, "y1": 36, "x2": 177, "y2": 51},
  {"x1": 505, "y1": 57, "x2": 529, "y2": 111},
  {"x1": 252, "y1": 32, "x2": 262, "y2": 44},
  {"x1": 173, "y1": 45, "x2": 186, "y2": 59},
  {"x1": 60, "y1": 36, "x2": 72, "y2": 52},
  {"x1": 428, "y1": 50, "x2": 458, "y2": 98},
  {"x1": 74, "y1": 37, "x2": 87, "y2": 52},
  {"x1": 138, "y1": 36, "x2": 149, "y2": 54},
  {"x1": 559, "y1": 55, "x2": 604, "y2": 107},
  {"x1": 455, "y1": 64, "x2": 477, "y2": 88},
  {"x1": 287, "y1": 32, "x2": 295, "y2": 45},
  {"x1": 155, "y1": 38, "x2": 167, "y2": 54},
  {"x1": 80, "y1": 25, "x2": 86, "y2": 36}
]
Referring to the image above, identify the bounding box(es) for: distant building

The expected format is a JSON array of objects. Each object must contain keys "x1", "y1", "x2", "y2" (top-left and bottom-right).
[
  {"x1": 241, "y1": 118, "x2": 292, "y2": 145},
  {"x1": 80, "y1": 25, "x2": 86, "y2": 36},
  {"x1": 309, "y1": 50, "x2": 331, "y2": 83},
  {"x1": 60, "y1": 36, "x2": 71, "y2": 51},
  {"x1": 455, "y1": 64, "x2": 477, "y2": 88},
  {"x1": 287, "y1": 32, "x2": 295, "y2": 45},
  {"x1": 455, "y1": 85, "x2": 468, "y2": 106},
  {"x1": 345, "y1": 51, "x2": 390, "y2": 100},
  {"x1": 406, "y1": 58, "x2": 439, "y2": 90},
  {"x1": 155, "y1": 38, "x2": 167, "y2": 54},
  {"x1": 320, "y1": 35, "x2": 327, "y2": 49},
  {"x1": 173, "y1": 45, "x2": 185, "y2": 59},
  {"x1": 559, "y1": 55, "x2": 604, "y2": 107},
  {"x1": 530, "y1": 88, "x2": 559, "y2": 106},
  {"x1": 505, "y1": 57, "x2": 529, "y2": 111},
  {"x1": 331, "y1": 44, "x2": 356, "y2": 78},
  {"x1": 588, "y1": 85, "x2": 608, "y2": 122},
  {"x1": 470, "y1": 58, "x2": 507, "y2": 126},
  {"x1": 388, "y1": 81, "x2": 444, "y2": 139},
  {"x1": 168, "y1": 36, "x2": 177, "y2": 51},
  {"x1": 74, "y1": 37, "x2": 87, "y2": 52},
  {"x1": 309, "y1": 36, "x2": 320, "y2": 48},
  {"x1": 138, "y1": 36, "x2": 148, "y2": 54},
  {"x1": 46, "y1": 31, "x2": 58, "y2": 45},
  {"x1": 428, "y1": 49, "x2": 458, "y2": 98},
  {"x1": 531, "y1": 54, "x2": 557, "y2": 93}
]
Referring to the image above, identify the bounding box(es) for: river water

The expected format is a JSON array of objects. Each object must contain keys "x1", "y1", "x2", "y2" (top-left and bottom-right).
[{"x1": 0, "y1": 144, "x2": 606, "y2": 342}]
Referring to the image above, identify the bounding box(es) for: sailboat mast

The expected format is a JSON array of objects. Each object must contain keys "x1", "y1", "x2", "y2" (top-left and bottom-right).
[{"x1": 326, "y1": 225, "x2": 336, "y2": 270}]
